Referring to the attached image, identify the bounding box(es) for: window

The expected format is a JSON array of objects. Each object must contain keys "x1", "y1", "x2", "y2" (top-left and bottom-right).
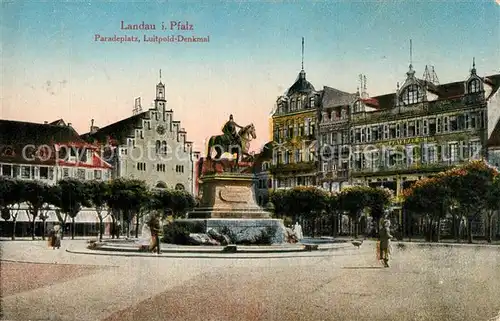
[
  {"x1": 1, "y1": 164, "x2": 12, "y2": 177},
  {"x1": 448, "y1": 143, "x2": 459, "y2": 163},
  {"x1": 449, "y1": 116, "x2": 458, "y2": 131},
  {"x1": 443, "y1": 117, "x2": 449, "y2": 132},
  {"x1": 465, "y1": 114, "x2": 470, "y2": 129},
  {"x1": 408, "y1": 121, "x2": 415, "y2": 137},
  {"x1": 21, "y1": 166, "x2": 31, "y2": 179},
  {"x1": 175, "y1": 165, "x2": 184, "y2": 173},
  {"x1": 355, "y1": 129, "x2": 361, "y2": 143},
  {"x1": 140, "y1": 130, "x2": 144, "y2": 139},
  {"x1": 155, "y1": 140, "x2": 161, "y2": 154},
  {"x1": 94, "y1": 170, "x2": 102, "y2": 180},
  {"x1": 77, "y1": 169, "x2": 86, "y2": 180},
  {"x1": 63, "y1": 168, "x2": 69, "y2": 178},
  {"x1": 468, "y1": 79, "x2": 480, "y2": 93},
  {"x1": 429, "y1": 118, "x2": 436, "y2": 135},
  {"x1": 161, "y1": 141, "x2": 167, "y2": 154},
  {"x1": 389, "y1": 124, "x2": 396, "y2": 139},
  {"x1": 384, "y1": 125, "x2": 389, "y2": 140},
  {"x1": 39, "y1": 167, "x2": 49, "y2": 179},
  {"x1": 416, "y1": 120, "x2": 421, "y2": 136},
  {"x1": 396, "y1": 124, "x2": 401, "y2": 138},
  {"x1": 310, "y1": 97, "x2": 315, "y2": 108},
  {"x1": 371, "y1": 126, "x2": 379, "y2": 141},
  {"x1": 297, "y1": 97, "x2": 302, "y2": 109},
  {"x1": 402, "y1": 84, "x2": 420, "y2": 105},
  {"x1": 403, "y1": 122, "x2": 408, "y2": 137},
  {"x1": 469, "y1": 141, "x2": 482, "y2": 160}
]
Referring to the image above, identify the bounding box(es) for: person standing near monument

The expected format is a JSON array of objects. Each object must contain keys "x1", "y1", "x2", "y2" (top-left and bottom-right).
[{"x1": 149, "y1": 213, "x2": 163, "y2": 255}]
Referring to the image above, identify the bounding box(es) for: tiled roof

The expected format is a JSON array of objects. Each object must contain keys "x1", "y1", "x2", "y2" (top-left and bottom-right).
[
  {"x1": 0, "y1": 119, "x2": 83, "y2": 145},
  {"x1": 81, "y1": 112, "x2": 148, "y2": 144},
  {"x1": 321, "y1": 86, "x2": 356, "y2": 108},
  {"x1": 364, "y1": 73, "x2": 500, "y2": 109}
]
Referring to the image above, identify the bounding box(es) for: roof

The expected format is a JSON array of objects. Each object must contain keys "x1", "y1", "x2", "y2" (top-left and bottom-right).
[
  {"x1": 321, "y1": 86, "x2": 356, "y2": 108},
  {"x1": 286, "y1": 70, "x2": 315, "y2": 96},
  {"x1": 0, "y1": 119, "x2": 83, "y2": 145},
  {"x1": 81, "y1": 111, "x2": 148, "y2": 144},
  {"x1": 360, "y1": 73, "x2": 500, "y2": 109},
  {"x1": 488, "y1": 118, "x2": 500, "y2": 147}
]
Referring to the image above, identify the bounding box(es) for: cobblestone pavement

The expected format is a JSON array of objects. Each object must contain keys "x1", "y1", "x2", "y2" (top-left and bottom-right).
[{"x1": 1, "y1": 240, "x2": 499, "y2": 321}]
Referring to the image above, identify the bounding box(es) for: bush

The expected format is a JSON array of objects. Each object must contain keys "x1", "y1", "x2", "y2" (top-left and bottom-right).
[{"x1": 161, "y1": 220, "x2": 206, "y2": 245}]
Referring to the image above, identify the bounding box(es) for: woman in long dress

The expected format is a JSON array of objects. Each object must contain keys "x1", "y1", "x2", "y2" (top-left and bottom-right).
[
  {"x1": 53, "y1": 224, "x2": 62, "y2": 249},
  {"x1": 379, "y1": 220, "x2": 393, "y2": 267}
]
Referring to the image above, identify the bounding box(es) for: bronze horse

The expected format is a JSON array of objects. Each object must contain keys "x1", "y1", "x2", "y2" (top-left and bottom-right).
[{"x1": 206, "y1": 123, "x2": 256, "y2": 170}]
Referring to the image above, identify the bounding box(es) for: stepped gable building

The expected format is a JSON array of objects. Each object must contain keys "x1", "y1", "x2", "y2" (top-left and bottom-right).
[
  {"x1": 82, "y1": 78, "x2": 198, "y2": 193},
  {"x1": 318, "y1": 61, "x2": 500, "y2": 195},
  {"x1": 0, "y1": 118, "x2": 112, "y2": 183}
]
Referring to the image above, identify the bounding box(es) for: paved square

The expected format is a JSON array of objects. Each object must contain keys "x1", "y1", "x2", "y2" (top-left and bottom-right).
[{"x1": 1, "y1": 240, "x2": 499, "y2": 321}]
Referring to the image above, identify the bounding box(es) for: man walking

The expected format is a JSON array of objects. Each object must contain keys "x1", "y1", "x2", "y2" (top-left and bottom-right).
[{"x1": 379, "y1": 220, "x2": 393, "y2": 267}]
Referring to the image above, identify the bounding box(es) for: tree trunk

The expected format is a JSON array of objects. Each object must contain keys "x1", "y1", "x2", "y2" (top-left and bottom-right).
[
  {"x1": 486, "y1": 212, "x2": 494, "y2": 243},
  {"x1": 436, "y1": 219, "x2": 441, "y2": 243},
  {"x1": 98, "y1": 217, "x2": 104, "y2": 241},
  {"x1": 331, "y1": 214, "x2": 336, "y2": 237},
  {"x1": 41, "y1": 218, "x2": 47, "y2": 240},
  {"x1": 426, "y1": 217, "x2": 433, "y2": 242},
  {"x1": 135, "y1": 214, "x2": 140, "y2": 239},
  {"x1": 467, "y1": 217, "x2": 474, "y2": 244},
  {"x1": 11, "y1": 219, "x2": 17, "y2": 240},
  {"x1": 31, "y1": 211, "x2": 37, "y2": 240},
  {"x1": 71, "y1": 218, "x2": 76, "y2": 240}
]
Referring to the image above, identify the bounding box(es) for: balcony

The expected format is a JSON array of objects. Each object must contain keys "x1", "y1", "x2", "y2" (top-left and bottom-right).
[
  {"x1": 269, "y1": 161, "x2": 318, "y2": 175},
  {"x1": 349, "y1": 160, "x2": 465, "y2": 177}
]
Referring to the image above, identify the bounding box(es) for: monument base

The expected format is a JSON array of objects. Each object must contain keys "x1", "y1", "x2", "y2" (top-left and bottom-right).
[
  {"x1": 189, "y1": 173, "x2": 270, "y2": 219},
  {"x1": 176, "y1": 218, "x2": 287, "y2": 244}
]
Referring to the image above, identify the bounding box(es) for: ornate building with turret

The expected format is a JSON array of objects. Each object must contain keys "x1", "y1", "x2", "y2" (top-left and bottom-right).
[{"x1": 82, "y1": 76, "x2": 200, "y2": 194}]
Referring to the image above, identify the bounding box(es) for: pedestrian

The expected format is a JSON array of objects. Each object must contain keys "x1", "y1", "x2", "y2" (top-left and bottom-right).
[
  {"x1": 379, "y1": 220, "x2": 393, "y2": 267},
  {"x1": 52, "y1": 224, "x2": 62, "y2": 249},
  {"x1": 47, "y1": 226, "x2": 55, "y2": 248},
  {"x1": 149, "y1": 214, "x2": 163, "y2": 254}
]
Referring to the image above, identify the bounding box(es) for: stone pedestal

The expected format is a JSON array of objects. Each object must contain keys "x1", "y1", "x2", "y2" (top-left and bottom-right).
[
  {"x1": 190, "y1": 173, "x2": 270, "y2": 219},
  {"x1": 185, "y1": 173, "x2": 287, "y2": 244}
]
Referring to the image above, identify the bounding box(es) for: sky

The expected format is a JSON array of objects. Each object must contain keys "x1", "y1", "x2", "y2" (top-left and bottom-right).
[{"x1": 1, "y1": 0, "x2": 499, "y2": 154}]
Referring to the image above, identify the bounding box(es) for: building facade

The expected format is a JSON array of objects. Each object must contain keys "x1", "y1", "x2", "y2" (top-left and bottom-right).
[
  {"x1": 269, "y1": 68, "x2": 321, "y2": 189},
  {"x1": 83, "y1": 80, "x2": 198, "y2": 194},
  {"x1": 318, "y1": 63, "x2": 500, "y2": 195},
  {"x1": 0, "y1": 119, "x2": 114, "y2": 236}
]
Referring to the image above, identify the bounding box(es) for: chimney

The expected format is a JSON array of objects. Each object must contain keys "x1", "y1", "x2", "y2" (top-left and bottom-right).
[
  {"x1": 44, "y1": 121, "x2": 48, "y2": 124},
  {"x1": 67, "y1": 123, "x2": 72, "y2": 127},
  {"x1": 90, "y1": 119, "x2": 100, "y2": 134}
]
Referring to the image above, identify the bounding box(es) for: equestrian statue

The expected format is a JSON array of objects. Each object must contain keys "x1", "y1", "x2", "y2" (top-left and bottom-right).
[{"x1": 206, "y1": 114, "x2": 257, "y2": 171}]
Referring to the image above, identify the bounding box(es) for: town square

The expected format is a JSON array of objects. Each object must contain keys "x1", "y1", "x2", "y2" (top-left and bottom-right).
[{"x1": 2, "y1": 1, "x2": 500, "y2": 320}]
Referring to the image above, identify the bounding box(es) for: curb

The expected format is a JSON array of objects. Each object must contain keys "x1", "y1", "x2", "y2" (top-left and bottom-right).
[
  {"x1": 65, "y1": 245, "x2": 353, "y2": 259},
  {"x1": 396, "y1": 241, "x2": 500, "y2": 249}
]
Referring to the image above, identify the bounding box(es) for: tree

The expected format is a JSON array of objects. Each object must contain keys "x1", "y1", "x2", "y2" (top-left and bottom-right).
[
  {"x1": 402, "y1": 176, "x2": 453, "y2": 242},
  {"x1": 56, "y1": 178, "x2": 91, "y2": 240},
  {"x1": 287, "y1": 186, "x2": 329, "y2": 237},
  {"x1": 107, "y1": 178, "x2": 149, "y2": 238},
  {"x1": 86, "y1": 180, "x2": 111, "y2": 241},
  {"x1": 444, "y1": 160, "x2": 498, "y2": 243},
  {"x1": 269, "y1": 189, "x2": 291, "y2": 219},
  {"x1": 368, "y1": 187, "x2": 393, "y2": 236},
  {"x1": 21, "y1": 180, "x2": 51, "y2": 240},
  {"x1": 0, "y1": 177, "x2": 23, "y2": 240},
  {"x1": 485, "y1": 176, "x2": 500, "y2": 243},
  {"x1": 338, "y1": 186, "x2": 373, "y2": 238}
]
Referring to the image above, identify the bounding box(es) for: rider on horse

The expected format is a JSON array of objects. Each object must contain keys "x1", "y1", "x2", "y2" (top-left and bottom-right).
[{"x1": 222, "y1": 114, "x2": 243, "y2": 146}]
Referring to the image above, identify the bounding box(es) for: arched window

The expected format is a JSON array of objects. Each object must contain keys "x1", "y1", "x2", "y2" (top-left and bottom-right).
[
  {"x1": 468, "y1": 79, "x2": 480, "y2": 93},
  {"x1": 155, "y1": 140, "x2": 161, "y2": 154},
  {"x1": 161, "y1": 141, "x2": 167, "y2": 154},
  {"x1": 175, "y1": 183, "x2": 185, "y2": 190},
  {"x1": 156, "y1": 181, "x2": 167, "y2": 189},
  {"x1": 402, "y1": 84, "x2": 420, "y2": 105}
]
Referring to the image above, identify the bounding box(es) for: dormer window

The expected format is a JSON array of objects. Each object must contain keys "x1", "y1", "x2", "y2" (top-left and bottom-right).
[
  {"x1": 353, "y1": 101, "x2": 363, "y2": 113},
  {"x1": 310, "y1": 97, "x2": 315, "y2": 108},
  {"x1": 468, "y1": 79, "x2": 480, "y2": 93},
  {"x1": 401, "y1": 84, "x2": 421, "y2": 105}
]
